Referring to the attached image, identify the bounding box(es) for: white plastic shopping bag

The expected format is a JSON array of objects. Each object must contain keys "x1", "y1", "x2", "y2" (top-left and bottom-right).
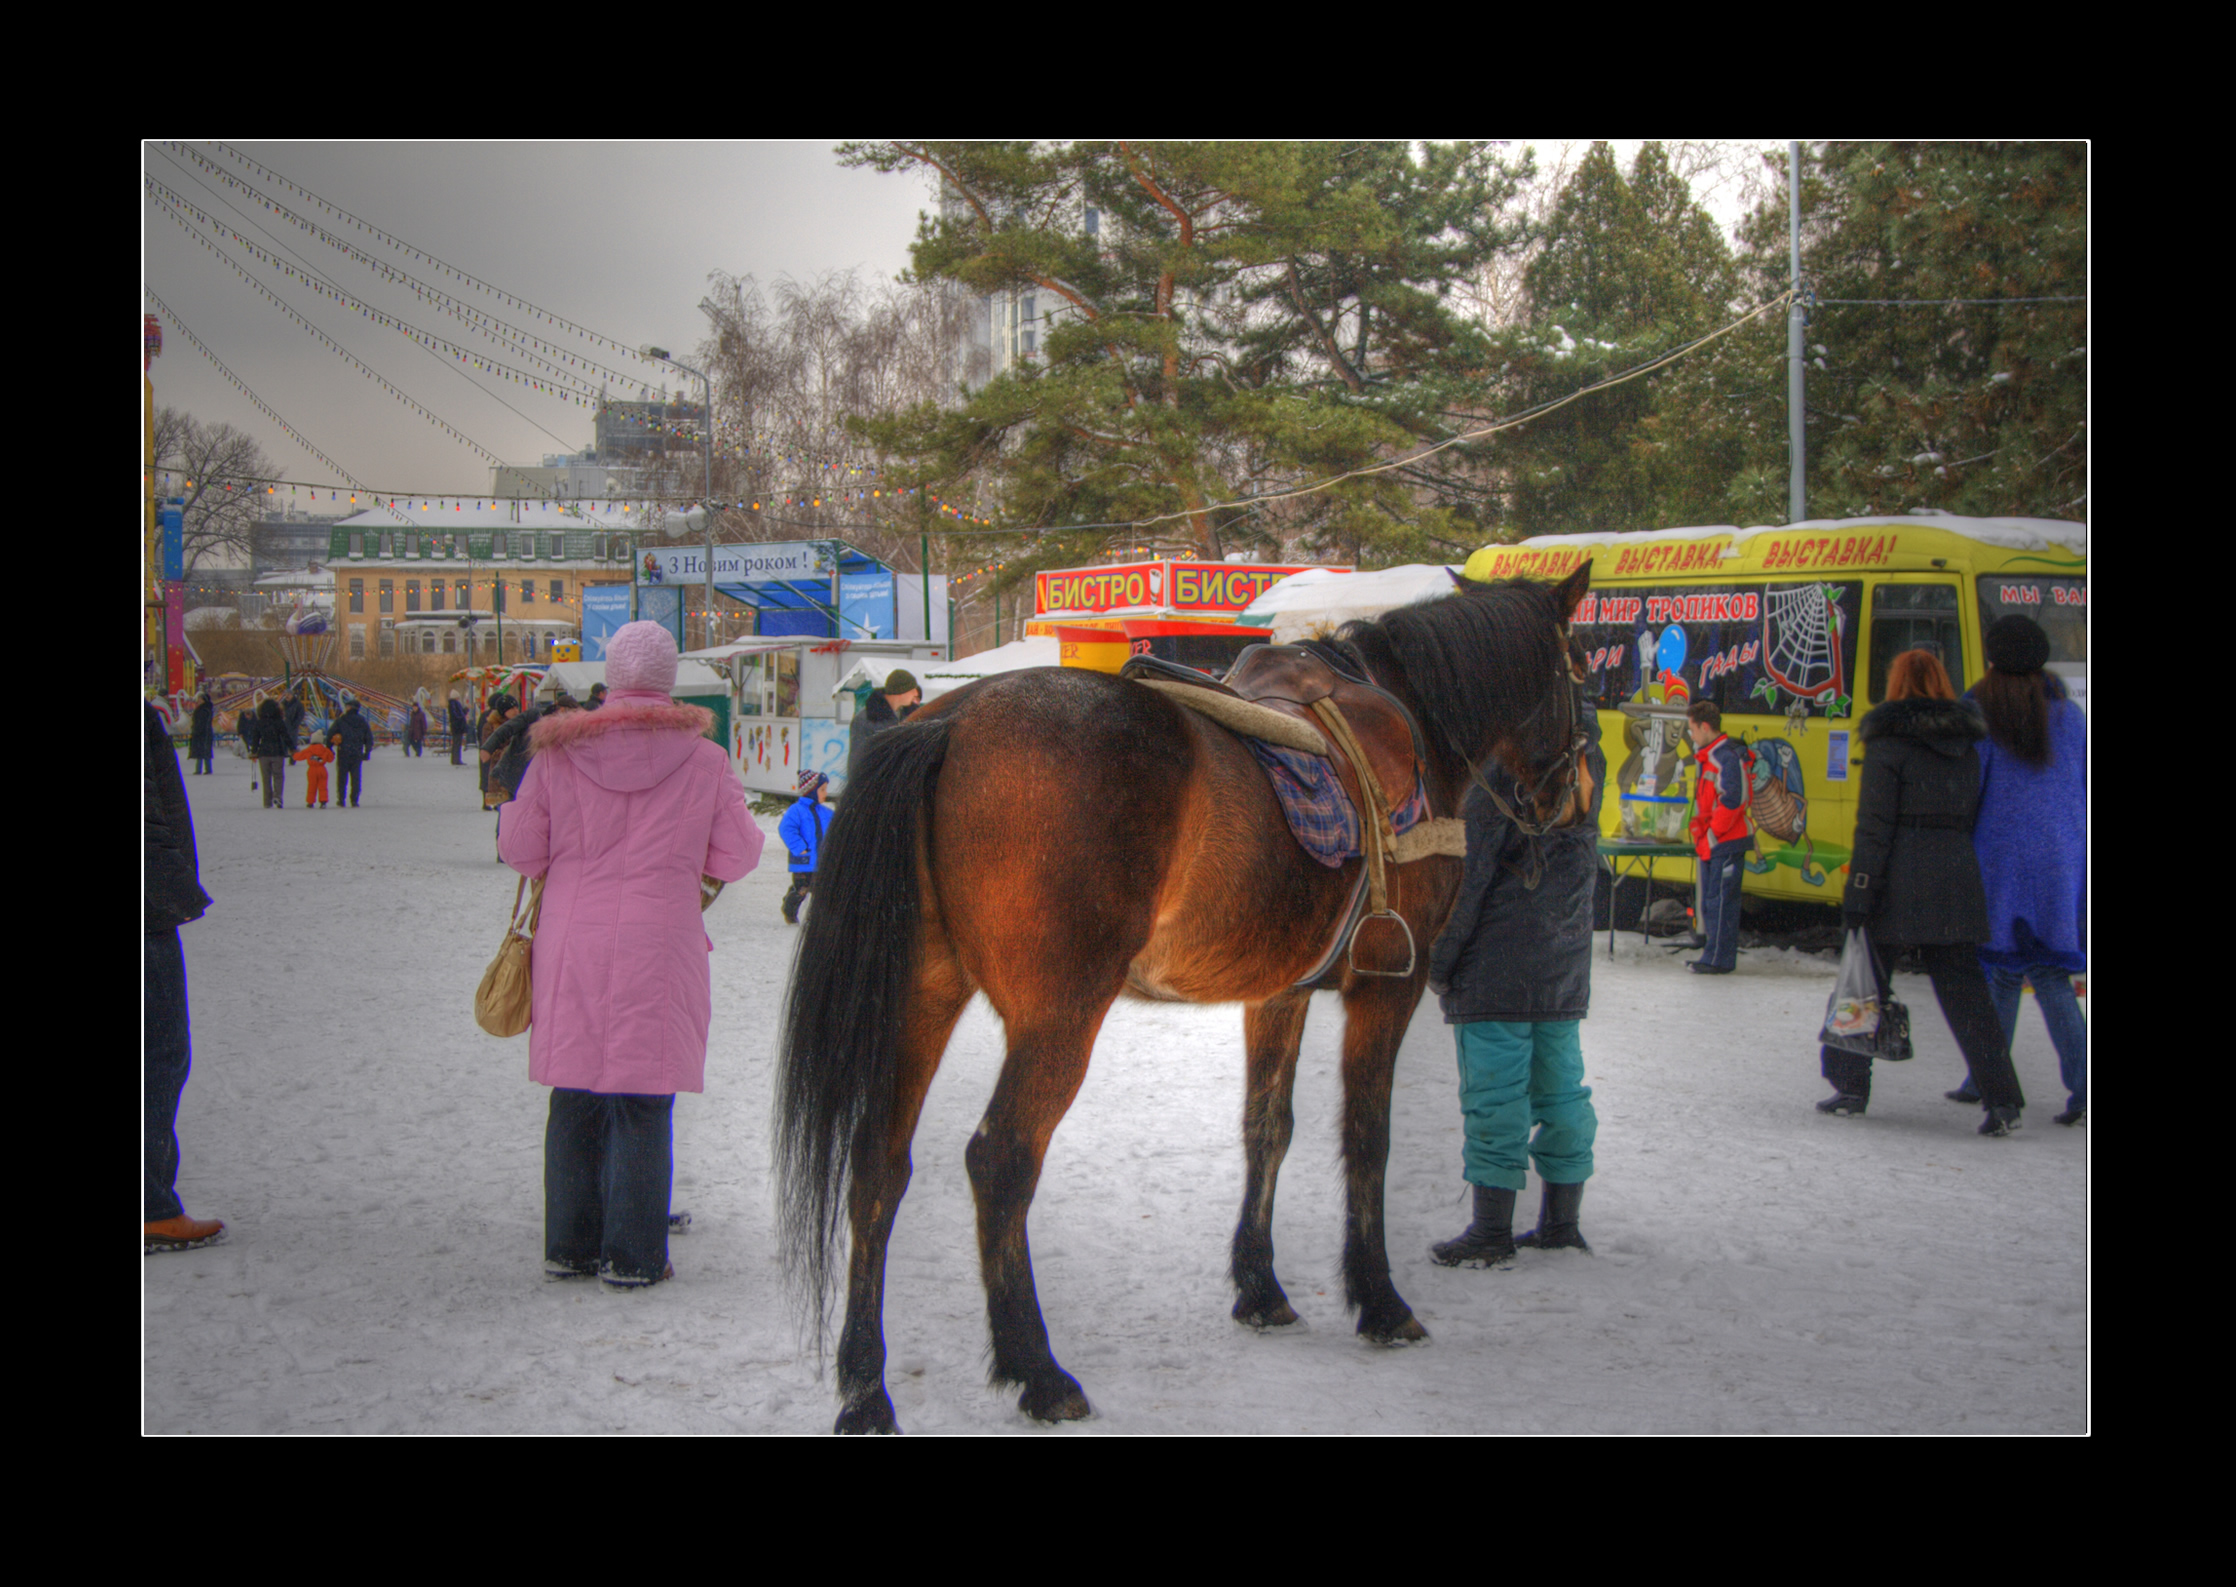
[{"x1": 1819, "y1": 927, "x2": 1883, "y2": 1055}]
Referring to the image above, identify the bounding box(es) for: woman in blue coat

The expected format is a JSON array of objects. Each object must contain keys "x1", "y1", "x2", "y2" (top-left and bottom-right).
[
  {"x1": 778, "y1": 769, "x2": 831, "y2": 924},
  {"x1": 1959, "y1": 616, "x2": 2087, "y2": 1125}
]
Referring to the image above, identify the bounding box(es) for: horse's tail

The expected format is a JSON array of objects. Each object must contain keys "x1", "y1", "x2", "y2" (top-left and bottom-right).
[{"x1": 774, "y1": 712, "x2": 952, "y2": 1347}]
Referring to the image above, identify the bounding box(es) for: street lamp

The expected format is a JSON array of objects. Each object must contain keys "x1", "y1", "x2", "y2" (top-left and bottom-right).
[{"x1": 641, "y1": 343, "x2": 716, "y2": 651}]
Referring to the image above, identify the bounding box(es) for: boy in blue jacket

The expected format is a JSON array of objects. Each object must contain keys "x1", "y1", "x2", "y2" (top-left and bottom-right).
[{"x1": 778, "y1": 769, "x2": 831, "y2": 924}]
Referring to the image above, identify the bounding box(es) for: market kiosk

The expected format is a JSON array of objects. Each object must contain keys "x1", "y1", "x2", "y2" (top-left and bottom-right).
[{"x1": 682, "y1": 637, "x2": 949, "y2": 795}]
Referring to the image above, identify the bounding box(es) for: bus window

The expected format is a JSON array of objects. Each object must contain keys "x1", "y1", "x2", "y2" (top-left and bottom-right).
[
  {"x1": 1976, "y1": 576, "x2": 2086, "y2": 665},
  {"x1": 1868, "y1": 583, "x2": 1963, "y2": 703}
]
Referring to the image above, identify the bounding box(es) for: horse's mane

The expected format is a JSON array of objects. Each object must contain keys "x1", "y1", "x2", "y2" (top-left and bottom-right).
[{"x1": 1338, "y1": 576, "x2": 1564, "y2": 772}]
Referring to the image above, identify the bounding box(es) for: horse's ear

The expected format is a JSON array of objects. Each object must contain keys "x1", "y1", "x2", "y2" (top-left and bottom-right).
[
  {"x1": 1447, "y1": 567, "x2": 1472, "y2": 589},
  {"x1": 1552, "y1": 561, "x2": 1592, "y2": 622}
]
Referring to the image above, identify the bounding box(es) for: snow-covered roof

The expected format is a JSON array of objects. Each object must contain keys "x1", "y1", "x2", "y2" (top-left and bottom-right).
[
  {"x1": 333, "y1": 501, "x2": 661, "y2": 531},
  {"x1": 918, "y1": 637, "x2": 1061, "y2": 698},
  {"x1": 536, "y1": 659, "x2": 727, "y2": 699},
  {"x1": 1234, "y1": 563, "x2": 1462, "y2": 641},
  {"x1": 1512, "y1": 513, "x2": 2087, "y2": 555}
]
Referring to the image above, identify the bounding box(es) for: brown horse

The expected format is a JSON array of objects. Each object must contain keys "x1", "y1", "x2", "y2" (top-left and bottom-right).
[{"x1": 776, "y1": 564, "x2": 1592, "y2": 1432}]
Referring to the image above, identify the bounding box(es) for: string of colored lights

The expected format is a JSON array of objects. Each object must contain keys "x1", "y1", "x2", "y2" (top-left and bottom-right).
[{"x1": 145, "y1": 290, "x2": 417, "y2": 532}]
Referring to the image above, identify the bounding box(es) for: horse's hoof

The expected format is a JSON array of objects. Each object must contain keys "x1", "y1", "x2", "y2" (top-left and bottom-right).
[
  {"x1": 1359, "y1": 1311, "x2": 1430, "y2": 1346},
  {"x1": 1018, "y1": 1371, "x2": 1093, "y2": 1423},
  {"x1": 833, "y1": 1390, "x2": 900, "y2": 1434},
  {"x1": 1233, "y1": 1298, "x2": 1301, "y2": 1329}
]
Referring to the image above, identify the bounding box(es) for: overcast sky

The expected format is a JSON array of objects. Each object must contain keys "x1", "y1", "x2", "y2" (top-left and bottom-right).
[
  {"x1": 143, "y1": 141, "x2": 935, "y2": 499},
  {"x1": 142, "y1": 140, "x2": 1775, "y2": 503}
]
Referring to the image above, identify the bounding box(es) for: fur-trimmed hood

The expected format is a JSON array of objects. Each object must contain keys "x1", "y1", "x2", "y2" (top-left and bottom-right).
[
  {"x1": 1858, "y1": 695, "x2": 1986, "y2": 754},
  {"x1": 529, "y1": 699, "x2": 716, "y2": 793}
]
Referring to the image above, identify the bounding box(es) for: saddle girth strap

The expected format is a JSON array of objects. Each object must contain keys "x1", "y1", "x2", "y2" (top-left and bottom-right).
[{"x1": 1309, "y1": 697, "x2": 1393, "y2": 915}]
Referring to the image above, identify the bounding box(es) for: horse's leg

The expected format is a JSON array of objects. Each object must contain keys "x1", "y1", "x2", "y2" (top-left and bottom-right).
[
  {"x1": 1338, "y1": 977, "x2": 1431, "y2": 1344},
  {"x1": 966, "y1": 1003, "x2": 1110, "y2": 1422},
  {"x1": 833, "y1": 937, "x2": 973, "y2": 1435},
  {"x1": 1231, "y1": 988, "x2": 1311, "y2": 1327}
]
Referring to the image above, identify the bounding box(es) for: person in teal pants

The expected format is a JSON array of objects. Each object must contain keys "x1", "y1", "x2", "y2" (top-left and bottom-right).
[{"x1": 1425, "y1": 732, "x2": 1606, "y2": 1265}]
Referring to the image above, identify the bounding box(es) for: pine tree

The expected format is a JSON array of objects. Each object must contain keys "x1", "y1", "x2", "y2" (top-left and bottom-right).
[
  {"x1": 1716, "y1": 141, "x2": 2088, "y2": 521},
  {"x1": 1490, "y1": 143, "x2": 1743, "y2": 537},
  {"x1": 836, "y1": 141, "x2": 1533, "y2": 579}
]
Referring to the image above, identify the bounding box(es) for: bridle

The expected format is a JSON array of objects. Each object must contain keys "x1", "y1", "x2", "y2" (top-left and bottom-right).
[{"x1": 1463, "y1": 636, "x2": 1595, "y2": 883}]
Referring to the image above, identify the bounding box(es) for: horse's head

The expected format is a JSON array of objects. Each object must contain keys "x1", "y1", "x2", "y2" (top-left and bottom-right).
[{"x1": 1350, "y1": 562, "x2": 1595, "y2": 831}]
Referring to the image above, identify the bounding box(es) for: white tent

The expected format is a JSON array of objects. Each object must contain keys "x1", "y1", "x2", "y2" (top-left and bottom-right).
[
  {"x1": 916, "y1": 637, "x2": 1061, "y2": 699},
  {"x1": 1234, "y1": 564, "x2": 1461, "y2": 642}
]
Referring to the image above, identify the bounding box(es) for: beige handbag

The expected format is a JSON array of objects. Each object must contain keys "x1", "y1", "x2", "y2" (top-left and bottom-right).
[{"x1": 475, "y1": 875, "x2": 544, "y2": 1037}]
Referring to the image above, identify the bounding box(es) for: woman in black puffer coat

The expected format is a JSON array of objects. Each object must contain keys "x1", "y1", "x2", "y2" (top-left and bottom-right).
[{"x1": 1820, "y1": 649, "x2": 2024, "y2": 1135}]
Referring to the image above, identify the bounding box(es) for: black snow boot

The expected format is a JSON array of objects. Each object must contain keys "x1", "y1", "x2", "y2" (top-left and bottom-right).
[
  {"x1": 1430, "y1": 1185, "x2": 1517, "y2": 1267},
  {"x1": 1514, "y1": 1181, "x2": 1591, "y2": 1252}
]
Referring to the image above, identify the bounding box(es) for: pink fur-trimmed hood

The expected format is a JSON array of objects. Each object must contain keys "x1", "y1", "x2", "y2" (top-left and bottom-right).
[{"x1": 529, "y1": 699, "x2": 717, "y2": 793}]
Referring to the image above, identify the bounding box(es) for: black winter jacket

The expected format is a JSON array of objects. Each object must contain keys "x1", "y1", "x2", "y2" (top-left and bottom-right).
[
  {"x1": 256, "y1": 703, "x2": 295, "y2": 757},
  {"x1": 846, "y1": 691, "x2": 914, "y2": 782},
  {"x1": 1428, "y1": 742, "x2": 1607, "y2": 1024},
  {"x1": 1843, "y1": 695, "x2": 1988, "y2": 946},
  {"x1": 146, "y1": 704, "x2": 211, "y2": 932},
  {"x1": 329, "y1": 705, "x2": 374, "y2": 763},
  {"x1": 482, "y1": 705, "x2": 540, "y2": 798},
  {"x1": 189, "y1": 698, "x2": 214, "y2": 757}
]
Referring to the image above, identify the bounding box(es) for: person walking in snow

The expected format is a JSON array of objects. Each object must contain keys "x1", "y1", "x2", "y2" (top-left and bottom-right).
[
  {"x1": 778, "y1": 769, "x2": 832, "y2": 924},
  {"x1": 1818, "y1": 649, "x2": 2026, "y2": 1136},
  {"x1": 256, "y1": 698, "x2": 293, "y2": 808},
  {"x1": 1957, "y1": 615, "x2": 2087, "y2": 1127},
  {"x1": 847, "y1": 669, "x2": 921, "y2": 784},
  {"x1": 500, "y1": 620, "x2": 763, "y2": 1289},
  {"x1": 406, "y1": 703, "x2": 428, "y2": 758},
  {"x1": 146, "y1": 700, "x2": 224, "y2": 1254},
  {"x1": 1424, "y1": 728, "x2": 1608, "y2": 1267},
  {"x1": 1686, "y1": 701, "x2": 1752, "y2": 973},
  {"x1": 292, "y1": 739, "x2": 334, "y2": 808},
  {"x1": 448, "y1": 691, "x2": 470, "y2": 766},
  {"x1": 327, "y1": 696, "x2": 373, "y2": 808},
  {"x1": 188, "y1": 688, "x2": 215, "y2": 775}
]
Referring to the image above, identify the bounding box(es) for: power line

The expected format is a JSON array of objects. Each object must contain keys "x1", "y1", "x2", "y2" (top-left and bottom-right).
[
  {"x1": 194, "y1": 141, "x2": 661, "y2": 375},
  {"x1": 1812, "y1": 295, "x2": 2087, "y2": 306}
]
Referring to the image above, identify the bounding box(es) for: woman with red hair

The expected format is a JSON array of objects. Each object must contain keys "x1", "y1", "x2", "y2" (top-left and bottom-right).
[{"x1": 1820, "y1": 648, "x2": 2025, "y2": 1135}]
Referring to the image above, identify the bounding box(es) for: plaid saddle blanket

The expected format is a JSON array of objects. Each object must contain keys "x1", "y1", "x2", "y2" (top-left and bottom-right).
[{"x1": 1245, "y1": 738, "x2": 1431, "y2": 868}]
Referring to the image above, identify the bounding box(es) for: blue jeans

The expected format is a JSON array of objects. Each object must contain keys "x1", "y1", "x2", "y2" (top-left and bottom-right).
[
  {"x1": 336, "y1": 757, "x2": 363, "y2": 805},
  {"x1": 1984, "y1": 965, "x2": 2087, "y2": 1108},
  {"x1": 545, "y1": 1089, "x2": 674, "y2": 1280},
  {"x1": 145, "y1": 930, "x2": 192, "y2": 1222},
  {"x1": 1452, "y1": 1021, "x2": 1597, "y2": 1191},
  {"x1": 1697, "y1": 838, "x2": 1750, "y2": 969}
]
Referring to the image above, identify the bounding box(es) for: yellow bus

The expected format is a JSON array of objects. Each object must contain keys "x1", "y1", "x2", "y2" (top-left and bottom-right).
[{"x1": 1463, "y1": 516, "x2": 2087, "y2": 906}]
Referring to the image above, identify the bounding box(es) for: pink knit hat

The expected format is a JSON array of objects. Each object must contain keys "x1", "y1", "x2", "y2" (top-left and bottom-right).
[{"x1": 605, "y1": 620, "x2": 679, "y2": 694}]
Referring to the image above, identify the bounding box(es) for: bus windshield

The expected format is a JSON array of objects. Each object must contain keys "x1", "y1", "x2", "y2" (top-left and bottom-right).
[{"x1": 1975, "y1": 576, "x2": 2086, "y2": 665}]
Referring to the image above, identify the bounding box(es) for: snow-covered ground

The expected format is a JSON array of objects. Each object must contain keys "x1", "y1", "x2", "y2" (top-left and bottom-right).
[{"x1": 146, "y1": 745, "x2": 2087, "y2": 1433}]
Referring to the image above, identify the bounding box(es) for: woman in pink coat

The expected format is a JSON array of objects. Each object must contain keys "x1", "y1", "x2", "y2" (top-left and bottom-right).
[{"x1": 499, "y1": 621, "x2": 763, "y2": 1288}]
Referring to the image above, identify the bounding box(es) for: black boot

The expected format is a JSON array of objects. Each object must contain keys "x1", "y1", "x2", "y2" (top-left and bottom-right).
[
  {"x1": 1515, "y1": 1181, "x2": 1591, "y2": 1253},
  {"x1": 1430, "y1": 1185, "x2": 1516, "y2": 1267}
]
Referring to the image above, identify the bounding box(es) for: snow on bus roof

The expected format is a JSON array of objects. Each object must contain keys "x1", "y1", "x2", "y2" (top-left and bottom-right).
[{"x1": 1511, "y1": 513, "x2": 2087, "y2": 554}]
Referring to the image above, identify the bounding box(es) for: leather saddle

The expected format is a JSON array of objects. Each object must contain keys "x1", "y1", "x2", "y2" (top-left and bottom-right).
[
  {"x1": 1121, "y1": 645, "x2": 1447, "y2": 980},
  {"x1": 1123, "y1": 645, "x2": 1425, "y2": 832}
]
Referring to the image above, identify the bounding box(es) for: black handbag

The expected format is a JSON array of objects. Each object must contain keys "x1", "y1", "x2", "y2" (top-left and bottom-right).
[{"x1": 1877, "y1": 997, "x2": 1914, "y2": 1061}]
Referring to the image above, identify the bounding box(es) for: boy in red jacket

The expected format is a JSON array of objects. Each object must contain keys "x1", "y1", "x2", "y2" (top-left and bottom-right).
[{"x1": 1686, "y1": 702, "x2": 1751, "y2": 974}]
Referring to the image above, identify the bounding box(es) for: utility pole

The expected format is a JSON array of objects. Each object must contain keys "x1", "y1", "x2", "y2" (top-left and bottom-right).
[{"x1": 1787, "y1": 140, "x2": 1807, "y2": 526}]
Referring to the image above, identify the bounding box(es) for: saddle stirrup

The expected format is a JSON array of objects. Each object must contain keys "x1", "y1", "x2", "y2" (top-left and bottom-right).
[{"x1": 1347, "y1": 908, "x2": 1416, "y2": 978}]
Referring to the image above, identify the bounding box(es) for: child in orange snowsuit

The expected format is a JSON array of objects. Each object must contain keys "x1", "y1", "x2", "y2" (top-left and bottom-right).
[{"x1": 292, "y1": 741, "x2": 334, "y2": 807}]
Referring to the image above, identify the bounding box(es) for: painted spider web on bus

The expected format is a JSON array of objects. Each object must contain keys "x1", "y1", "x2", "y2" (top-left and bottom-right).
[{"x1": 1752, "y1": 582, "x2": 1851, "y2": 716}]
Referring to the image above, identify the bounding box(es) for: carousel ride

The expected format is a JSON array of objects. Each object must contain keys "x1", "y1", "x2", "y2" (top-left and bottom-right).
[{"x1": 204, "y1": 596, "x2": 429, "y2": 746}]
